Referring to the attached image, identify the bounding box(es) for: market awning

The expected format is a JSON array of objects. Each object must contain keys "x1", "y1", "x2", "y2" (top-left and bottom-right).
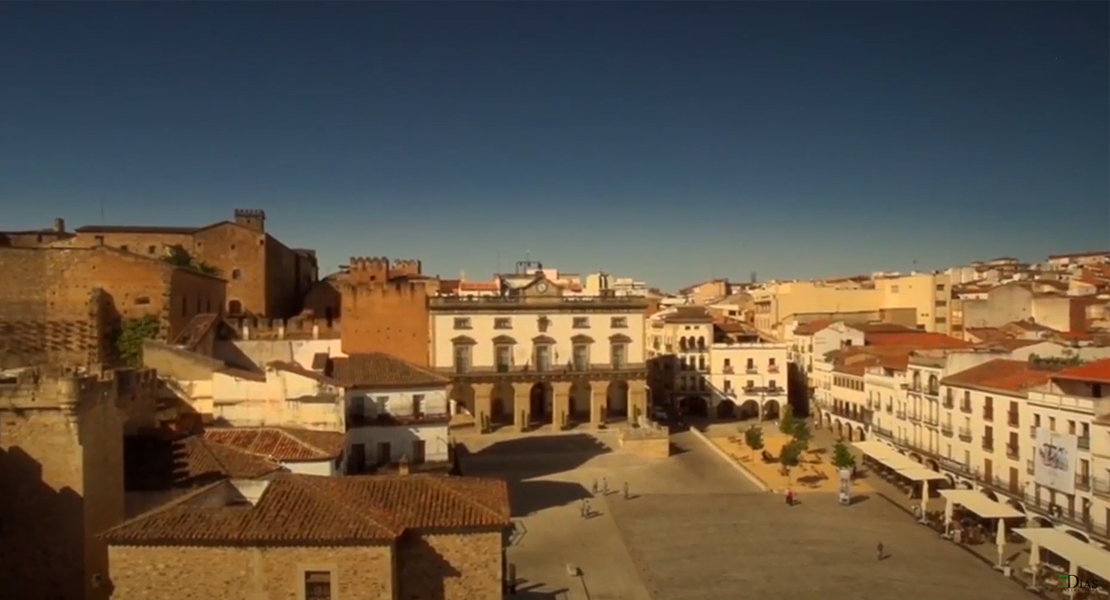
[
  {"x1": 939, "y1": 489, "x2": 1023, "y2": 520},
  {"x1": 853, "y1": 441, "x2": 946, "y2": 481},
  {"x1": 1015, "y1": 527, "x2": 1110, "y2": 582}
]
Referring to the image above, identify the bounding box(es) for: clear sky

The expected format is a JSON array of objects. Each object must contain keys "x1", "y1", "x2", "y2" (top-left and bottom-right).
[{"x1": 1, "y1": 2, "x2": 1107, "y2": 290}]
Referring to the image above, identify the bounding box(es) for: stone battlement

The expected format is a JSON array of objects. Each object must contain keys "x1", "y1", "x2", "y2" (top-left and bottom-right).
[
  {"x1": 233, "y1": 208, "x2": 266, "y2": 218},
  {"x1": 0, "y1": 365, "x2": 136, "y2": 409},
  {"x1": 225, "y1": 315, "x2": 341, "y2": 341},
  {"x1": 346, "y1": 256, "x2": 424, "y2": 282}
]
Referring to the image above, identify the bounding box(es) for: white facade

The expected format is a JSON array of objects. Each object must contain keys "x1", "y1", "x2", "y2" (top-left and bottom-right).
[
  {"x1": 283, "y1": 460, "x2": 338, "y2": 476},
  {"x1": 344, "y1": 385, "x2": 451, "y2": 468},
  {"x1": 431, "y1": 309, "x2": 645, "y2": 371},
  {"x1": 707, "y1": 342, "x2": 789, "y2": 419},
  {"x1": 211, "y1": 365, "x2": 345, "y2": 431}
]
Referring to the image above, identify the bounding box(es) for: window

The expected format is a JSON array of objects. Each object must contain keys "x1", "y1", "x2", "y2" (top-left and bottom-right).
[
  {"x1": 495, "y1": 345, "x2": 513, "y2": 372},
  {"x1": 746, "y1": 380, "x2": 754, "y2": 389},
  {"x1": 935, "y1": 300, "x2": 947, "y2": 307},
  {"x1": 377, "y1": 442, "x2": 391, "y2": 465},
  {"x1": 412, "y1": 394, "x2": 425, "y2": 417},
  {"x1": 611, "y1": 317, "x2": 628, "y2": 328},
  {"x1": 769, "y1": 379, "x2": 777, "y2": 390},
  {"x1": 232, "y1": 268, "x2": 241, "y2": 280},
  {"x1": 494, "y1": 317, "x2": 512, "y2": 330},
  {"x1": 453, "y1": 344, "x2": 471, "y2": 374},
  {"x1": 120, "y1": 245, "x2": 129, "y2": 252},
  {"x1": 453, "y1": 317, "x2": 471, "y2": 330},
  {"x1": 573, "y1": 317, "x2": 590, "y2": 329},
  {"x1": 890, "y1": 285, "x2": 899, "y2": 293},
  {"x1": 1049, "y1": 416, "x2": 1056, "y2": 431},
  {"x1": 228, "y1": 300, "x2": 243, "y2": 314},
  {"x1": 610, "y1": 343, "x2": 627, "y2": 369},
  {"x1": 724, "y1": 380, "x2": 732, "y2": 392},
  {"x1": 304, "y1": 571, "x2": 332, "y2": 600},
  {"x1": 537, "y1": 316, "x2": 551, "y2": 332},
  {"x1": 724, "y1": 358, "x2": 732, "y2": 367},
  {"x1": 134, "y1": 296, "x2": 151, "y2": 306},
  {"x1": 746, "y1": 358, "x2": 755, "y2": 370},
  {"x1": 411, "y1": 439, "x2": 426, "y2": 464},
  {"x1": 573, "y1": 344, "x2": 589, "y2": 371},
  {"x1": 533, "y1": 344, "x2": 551, "y2": 371},
  {"x1": 147, "y1": 245, "x2": 156, "y2": 254},
  {"x1": 698, "y1": 355, "x2": 706, "y2": 371}
]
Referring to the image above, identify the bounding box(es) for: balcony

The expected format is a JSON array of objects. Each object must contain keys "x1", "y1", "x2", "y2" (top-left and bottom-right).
[
  {"x1": 958, "y1": 427, "x2": 972, "y2": 442},
  {"x1": 895, "y1": 410, "x2": 906, "y2": 420},
  {"x1": 722, "y1": 365, "x2": 734, "y2": 374},
  {"x1": 906, "y1": 412, "x2": 921, "y2": 423},
  {"x1": 1078, "y1": 436, "x2": 1090, "y2": 450},
  {"x1": 1094, "y1": 477, "x2": 1110, "y2": 499},
  {"x1": 959, "y1": 403, "x2": 972, "y2": 414},
  {"x1": 983, "y1": 409, "x2": 994, "y2": 422},
  {"x1": 1076, "y1": 474, "x2": 1092, "y2": 491},
  {"x1": 1006, "y1": 444, "x2": 1019, "y2": 459},
  {"x1": 925, "y1": 386, "x2": 939, "y2": 397},
  {"x1": 439, "y1": 361, "x2": 648, "y2": 382},
  {"x1": 768, "y1": 364, "x2": 780, "y2": 374},
  {"x1": 941, "y1": 423, "x2": 953, "y2": 436},
  {"x1": 982, "y1": 440, "x2": 994, "y2": 452},
  {"x1": 942, "y1": 398, "x2": 954, "y2": 409},
  {"x1": 923, "y1": 414, "x2": 939, "y2": 427},
  {"x1": 1029, "y1": 425, "x2": 1037, "y2": 438},
  {"x1": 745, "y1": 366, "x2": 758, "y2": 374},
  {"x1": 1006, "y1": 412, "x2": 1019, "y2": 427},
  {"x1": 431, "y1": 293, "x2": 649, "y2": 310},
  {"x1": 872, "y1": 425, "x2": 893, "y2": 440}
]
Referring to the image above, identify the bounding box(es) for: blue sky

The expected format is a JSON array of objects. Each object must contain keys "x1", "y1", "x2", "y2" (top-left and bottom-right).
[{"x1": 1, "y1": 2, "x2": 1106, "y2": 290}]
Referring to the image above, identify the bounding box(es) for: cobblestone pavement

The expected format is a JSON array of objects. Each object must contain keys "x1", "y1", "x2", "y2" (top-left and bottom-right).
[{"x1": 462, "y1": 429, "x2": 1035, "y2": 600}]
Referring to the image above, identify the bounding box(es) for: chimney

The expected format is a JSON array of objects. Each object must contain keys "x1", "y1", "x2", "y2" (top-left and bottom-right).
[
  {"x1": 53, "y1": 218, "x2": 65, "y2": 233},
  {"x1": 397, "y1": 454, "x2": 410, "y2": 476}
]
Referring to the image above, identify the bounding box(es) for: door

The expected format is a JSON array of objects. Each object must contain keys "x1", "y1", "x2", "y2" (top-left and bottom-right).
[
  {"x1": 1008, "y1": 467, "x2": 1018, "y2": 494},
  {"x1": 350, "y1": 444, "x2": 366, "y2": 474},
  {"x1": 412, "y1": 439, "x2": 426, "y2": 465},
  {"x1": 984, "y1": 458, "x2": 993, "y2": 484},
  {"x1": 377, "y1": 442, "x2": 391, "y2": 466}
]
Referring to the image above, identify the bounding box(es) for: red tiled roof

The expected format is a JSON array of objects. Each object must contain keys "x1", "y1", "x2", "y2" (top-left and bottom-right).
[
  {"x1": 1052, "y1": 359, "x2": 1110, "y2": 384},
  {"x1": 330, "y1": 352, "x2": 449, "y2": 389},
  {"x1": 793, "y1": 319, "x2": 835, "y2": 336},
  {"x1": 460, "y1": 281, "x2": 499, "y2": 292},
  {"x1": 966, "y1": 327, "x2": 1011, "y2": 342},
  {"x1": 124, "y1": 435, "x2": 283, "y2": 491},
  {"x1": 203, "y1": 427, "x2": 346, "y2": 462},
  {"x1": 662, "y1": 306, "x2": 713, "y2": 323},
  {"x1": 865, "y1": 332, "x2": 973, "y2": 349},
  {"x1": 101, "y1": 472, "x2": 511, "y2": 545},
  {"x1": 438, "y1": 279, "x2": 461, "y2": 294},
  {"x1": 941, "y1": 359, "x2": 1052, "y2": 394}
]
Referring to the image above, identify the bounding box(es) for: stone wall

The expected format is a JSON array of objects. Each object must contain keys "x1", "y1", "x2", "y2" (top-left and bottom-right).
[
  {"x1": 106, "y1": 544, "x2": 395, "y2": 600},
  {"x1": 0, "y1": 366, "x2": 129, "y2": 600},
  {"x1": 397, "y1": 531, "x2": 504, "y2": 600},
  {"x1": 341, "y1": 273, "x2": 430, "y2": 367}
]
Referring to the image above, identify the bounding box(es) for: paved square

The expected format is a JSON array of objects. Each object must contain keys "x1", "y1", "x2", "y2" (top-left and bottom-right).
[{"x1": 460, "y1": 430, "x2": 1035, "y2": 600}]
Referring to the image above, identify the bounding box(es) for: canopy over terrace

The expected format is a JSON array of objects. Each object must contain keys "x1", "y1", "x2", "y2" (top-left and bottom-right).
[
  {"x1": 938, "y1": 489, "x2": 1023, "y2": 520},
  {"x1": 853, "y1": 441, "x2": 946, "y2": 481},
  {"x1": 1015, "y1": 527, "x2": 1110, "y2": 583}
]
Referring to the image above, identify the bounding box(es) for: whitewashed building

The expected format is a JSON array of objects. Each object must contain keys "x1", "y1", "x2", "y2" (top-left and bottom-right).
[{"x1": 707, "y1": 341, "x2": 789, "y2": 421}]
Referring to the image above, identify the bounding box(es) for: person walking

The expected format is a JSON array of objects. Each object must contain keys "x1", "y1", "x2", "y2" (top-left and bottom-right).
[
  {"x1": 877, "y1": 541, "x2": 884, "y2": 561},
  {"x1": 592, "y1": 479, "x2": 599, "y2": 495},
  {"x1": 603, "y1": 477, "x2": 610, "y2": 494},
  {"x1": 623, "y1": 481, "x2": 629, "y2": 500},
  {"x1": 584, "y1": 500, "x2": 592, "y2": 518}
]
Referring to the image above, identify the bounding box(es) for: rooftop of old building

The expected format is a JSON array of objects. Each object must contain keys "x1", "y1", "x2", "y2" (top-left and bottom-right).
[
  {"x1": 940, "y1": 359, "x2": 1053, "y2": 396},
  {"x1": 329, "y1": 352, "x2": 450, "y2": 390},
  {"x1": 102, "y1": 472, "x2": 511, "y2": 546},
  {"x1": 1051, "y1": 358, "x2": 1110, "y2": 384},
  {"x1": 202, "y1": 427, "x2": 346, "y2": 463}
]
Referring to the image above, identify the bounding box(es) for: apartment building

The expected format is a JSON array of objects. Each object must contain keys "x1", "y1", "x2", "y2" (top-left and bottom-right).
[
  {"x1": 646, "y1": 306, "x2": 714, "y2": 414},
  {"x1": 429, "y1": 272, "x2": 649, "y2": 433},
  {"x1": 752, "y1": 272, "x2": 953, "y2": 337},
  {"x1": 707, "y1": 341, "x2": 789, "y2": 421},
  {"x1": 1026, "y1": 359, "x2": 1110, "y2": 544}
]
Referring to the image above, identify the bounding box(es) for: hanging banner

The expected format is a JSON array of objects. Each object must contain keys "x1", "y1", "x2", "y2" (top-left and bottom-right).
[
  {"x1": 1034, "y1": 428, "x2": 1077, "y2": 496},
  {"x1": 838, "y1": 468, "x2": 852, "y2": 505}
]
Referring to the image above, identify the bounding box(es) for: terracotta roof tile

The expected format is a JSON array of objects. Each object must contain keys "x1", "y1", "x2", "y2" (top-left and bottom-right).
[
  {"x1": 1052, "y1": 359, "x2": 1110, "y2": 384},
  {"x1": 940, "y1": 359, "x2": 1052, "y2": 395},
  {"x1": 203, "y1": 427, "x2": 346, "y2": 462},
  {"x1": 793, "y1": 320, "x2": 835, "y2": 336},
  {"x1": 125, "y1": 435, "x2": 282, "y2": 491},
  {"x1": 865, "y1": 332, "x2": 973, "y2": 349},
  {"x1": 330, "y1": 352, "x2": 449, "y2": 389},
  {"x1": 101, "y1": 473, "x2": 511, "y2": 546},
  {"x1": 662, "y1": 306, "x2": 713, "y2": 323}
]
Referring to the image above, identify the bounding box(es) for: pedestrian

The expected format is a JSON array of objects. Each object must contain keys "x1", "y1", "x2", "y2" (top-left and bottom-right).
[
  {"x1": 579, "y1": 499, "x2": 586, "y2": 519},
  {"x1": 584, "y1": 500, "x2": 591, "y2": 518},
  {"x1": 592, "y1": 479, "x2": 599, "y2": 495},
  {"x1": 784, "y1": 489, "x2": 791, "y2": 506},
  {"x1": 603, "y1": 477, "x2": 610, "y2": 494},
  {"x1": 877, "y1": 541, "x2": 884, "y2": 561},
  {"x1": 623, "y1": 481, "x2": 629, "y2": 499}
]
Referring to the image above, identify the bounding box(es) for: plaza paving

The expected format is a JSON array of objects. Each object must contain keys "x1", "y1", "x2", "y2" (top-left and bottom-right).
[{"x1": 459, "y1": 428, "x2": 1036, "y2": 600}]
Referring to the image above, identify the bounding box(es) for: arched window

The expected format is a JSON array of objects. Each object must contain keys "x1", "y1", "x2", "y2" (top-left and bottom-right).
[
  {"x1": 228, "y1": 300, "x2": 243, "y2": 315},
  {"x1": 697, "y1": 336, "x2": 706, "y2": 349},
  {"x1": 928, "y1": 375, "x2": 939, "y2": 395},
  {"x1": 679, "y1": 337, "x2": 688, "y2": 351},
  {"x1": 912, "y1": 371, "x2": 921, "y2": 391}
]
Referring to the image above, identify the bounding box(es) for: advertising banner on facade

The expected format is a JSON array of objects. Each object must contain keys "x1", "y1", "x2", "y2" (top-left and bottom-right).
[{"x1": 1033, "y1": 428, "x2": 1077, "y2": 496}]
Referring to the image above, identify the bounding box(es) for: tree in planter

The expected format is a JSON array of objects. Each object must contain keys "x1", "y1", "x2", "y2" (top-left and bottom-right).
[
  {"x1": 832, "y1": 440, "x2": 857, "y2": 474},
  {"x1": 162, "y1": 245, "x2": 220, "y2": 277},
  {"x1": 778, "y1": 404, "x2": 796, "y2": 436},
  {"x1": 743, "y1": 425, "x2": 764, "y2": 462},
  {"x1": 779, "y1": 440, "x2": 802, "y2": 484},
  {"x1": 116, "y1": 314, "x2": 160, "y2": 367},
  {"x1": 791, "y1": 421, "x2": 812, "y2": 453}
]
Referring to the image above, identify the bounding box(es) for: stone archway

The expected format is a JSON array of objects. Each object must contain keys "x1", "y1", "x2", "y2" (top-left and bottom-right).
[
  {"x1": 569, "y1": 381, "x2": 591, "y2": 421},
  {"x1": 449, "y1": 383, "x2": 475, "y2": 417},
  {"x1": 739, "y1": 399, "x2": 760, "y2": 421},
  {"x1": 908, "y1": 453, "x2": 923, "y2": 463},
  {"x1": 1005, "y1": 498, "x2": 1025, "y2": 514},
  {"x1": 762, "y1": 399, "x2": 780, "y2": 421},
  {"x1": 855, "y1": 425, "x2": 865, "y2": 442},
  {"x1": 1063, "y1": 529, "x2": 1090, "y2": 543},
  {"x1": 716, "y1": 399, "x2": 737, "y2": 419},
  {"x1": 835, "y1": 420, "x2": 844, "y2": 438},
  {"x1": 680, "y1": 396, "x2": 708, "y2": 417},
  {"x1": 607, "y1": 381, "x2": 629, "y2": 418},
  {"x1": 490, "y1": 382, "x2": 514, "y2": 425},
  {"x1": 529, "y1": 382, "x2": 550, "y2": 425},
  {"x1": 1029, "y1": 515, "x2": 1053, "y2": 528},
  {"x1": 925, "y1": 458, "x2": 940, "y2": 472},
  {"x1": 847, "y1": 426, "x2": 855, "y2": 442},
  {"x1": 980, "y1": 488, "x2": 999, "y2": 502}
]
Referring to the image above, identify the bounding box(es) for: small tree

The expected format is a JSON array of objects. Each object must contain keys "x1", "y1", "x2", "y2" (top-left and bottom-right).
[
  {"x1": 778, "y1": 404, "x2": 796, "y2": 435},
  {"x1": 116, "y1": 314, "x2": 160, "y2": 367},
  {"x1": 832, "y1": 440, "x2": 857, "y2": 471},
  {"x1": 743, "y1": 425, "x2": 764, "y2": 462},
  {"x1": 791, "y1": 421, "x2": 812, "y2": 453},
  {"x1": 162, "y1": 244, "x2": 220, "y2": 276},
  {"x1": 779, "y1": 440, "x2": 802, "y2": 483}
]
